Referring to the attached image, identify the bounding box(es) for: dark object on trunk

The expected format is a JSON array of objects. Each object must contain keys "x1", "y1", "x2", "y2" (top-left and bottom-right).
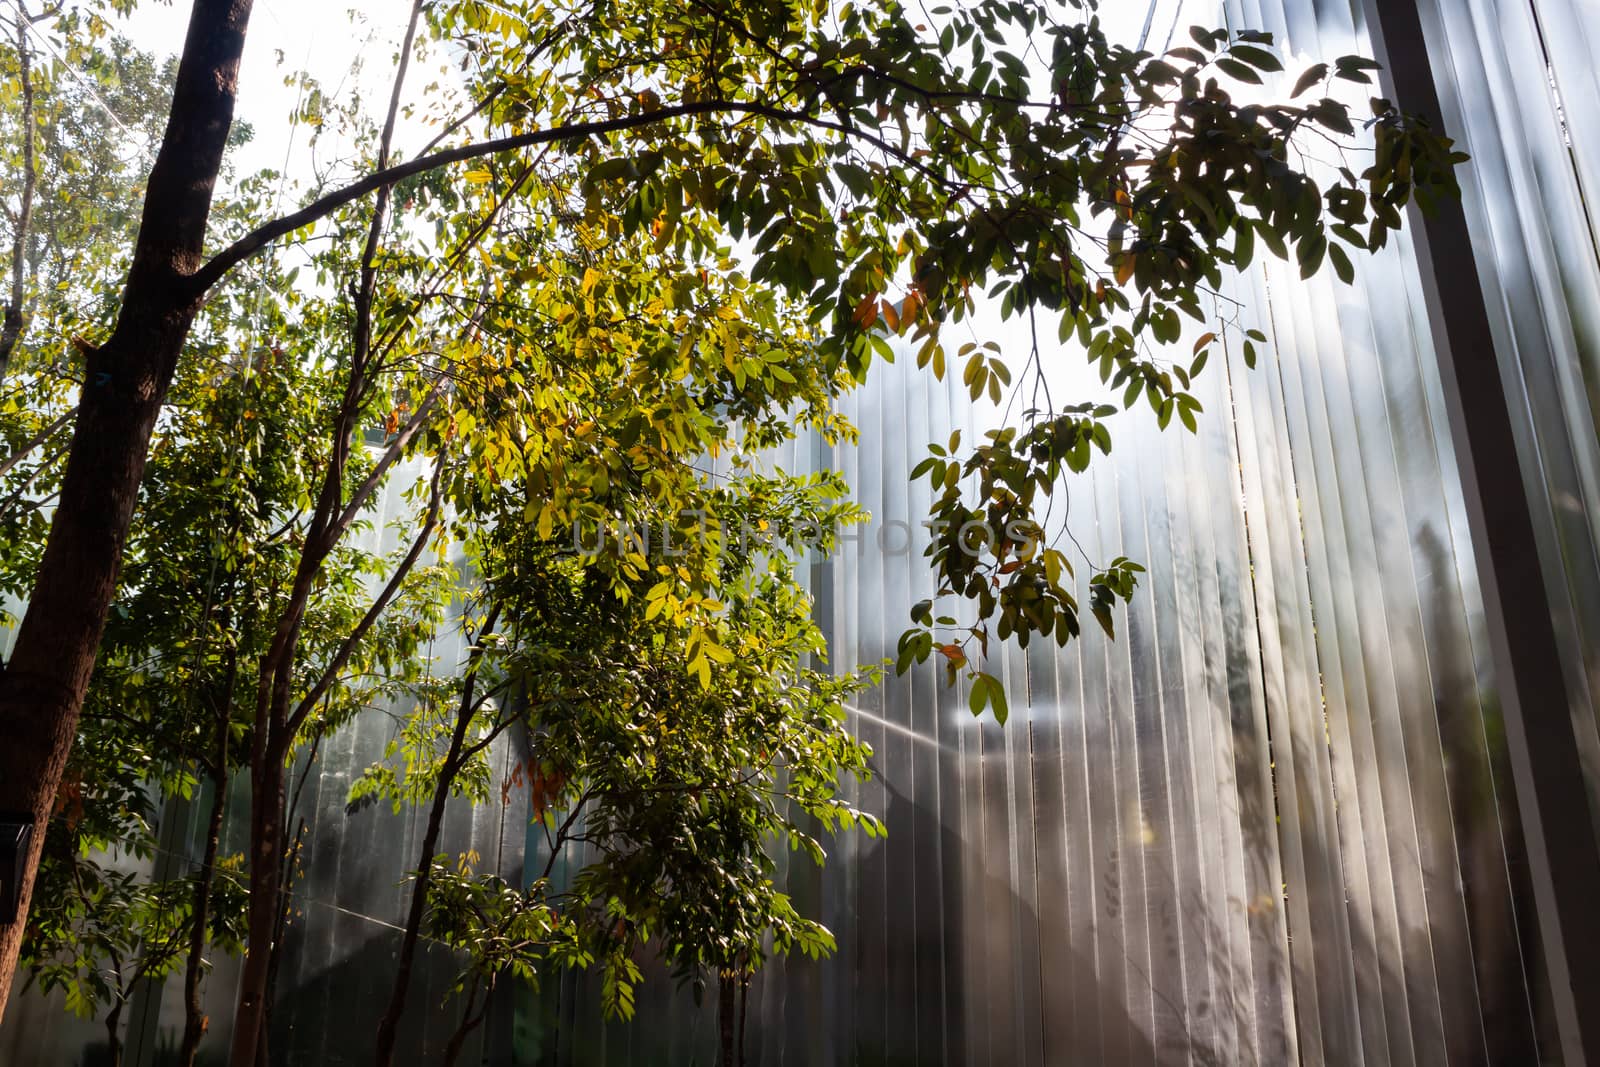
[{"x1": 0, "y1": 816, "x2": 34, "y2": 922}]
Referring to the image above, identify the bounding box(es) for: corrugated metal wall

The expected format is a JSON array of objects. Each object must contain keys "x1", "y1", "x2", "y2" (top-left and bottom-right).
[
  {"x1": 540, "y1": 0, "x2": 1599, "y2": 1062},
  {"x1": 7, "y1": 0, "x2": 1600, "y2": 1063},
  {"x1": 1406, "y1": 0, "x2": 1600, "y2": 849}
]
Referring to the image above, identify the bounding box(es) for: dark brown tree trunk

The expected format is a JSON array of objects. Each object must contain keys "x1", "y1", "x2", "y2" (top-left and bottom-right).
[
  {"x1": 228, "y1": 714, "x2": 286, "y2": 1067},
  {"x1": 226, "y1": 568, "x2": 341, "y2": 1066},
  {"x1": 177, "y1": 761, "x2": 227, "y2": 1065},
  {"x1": 738, "y1": 973, "x2": 749, "y2": 1067},
  {"x1": 231, "y1": 450, "x2": 443, "y2": 1067},
  {"x1": 371, "y1": 798, "x2": 448, "y2": 1066},
  {"x1": 719, "y1": 973, "x2": 735, "y2": 1067},
  {"x1": 255, "y1": 814, "x2": 303, "y2": 1067},
  {"x1": 0, "y1": 316, "x2": 187, "y2": 1010},
  {"x1": 105, "y1": 996, "x2": 124, "y2": 1067},
  {"x1": 372, "y1": 744, "x2": 463, "y2": 1067},
  {"x1": 0, "y1": 0, "x2": 254, "y2": 1018}
]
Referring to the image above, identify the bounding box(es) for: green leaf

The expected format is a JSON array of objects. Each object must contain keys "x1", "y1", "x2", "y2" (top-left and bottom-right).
[
  {"x1": 1290, "y1": 63, "x2": 1328, "y2": 98},
  {"x1": 1328, "y1": 242, "x2": 1355, "y2": 285},
  {"x1": 1215, "y1": 57, "x2": 1262, "y2": 84},
  {"x1": 968, "y1": 674, "x2": 989, "y2": 716},
  {"x1": 986, "y1": 674, "x2": 1009, "y2": 725},
  {"x1": 1233, "y1": 221, "x2": 1255, "y2": 268},
  {"x1": 1230, "y1": 45, "x2": 1283, "y2": 72}
]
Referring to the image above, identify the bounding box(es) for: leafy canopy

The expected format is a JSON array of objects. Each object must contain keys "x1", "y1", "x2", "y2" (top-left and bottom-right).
[{"x1": 405, "y1": 0, "x2": 1461, "y2": 719}]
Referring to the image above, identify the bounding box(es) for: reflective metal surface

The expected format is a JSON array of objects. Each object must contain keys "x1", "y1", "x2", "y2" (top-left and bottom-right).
[{"x1": 6, "y1": 0, "x2": 1600, "y2": 1062}]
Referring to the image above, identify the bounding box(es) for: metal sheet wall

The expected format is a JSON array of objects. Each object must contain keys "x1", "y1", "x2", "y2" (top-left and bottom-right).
[
  {"x1": 1408, "y1": 0, "x2": 1600, "y2": 847},
  {"x1": 6, "y1": 0, "x2": 1600, "y2": 1062},
  {"x1": 537, "y1": 0, "x2": 1590, "y2": 1062}
]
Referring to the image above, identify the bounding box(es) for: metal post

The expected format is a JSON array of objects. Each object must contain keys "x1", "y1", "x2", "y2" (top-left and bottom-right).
[{"x1": 1361, "y1": 1, "x2": 1600, "y2": 1061}]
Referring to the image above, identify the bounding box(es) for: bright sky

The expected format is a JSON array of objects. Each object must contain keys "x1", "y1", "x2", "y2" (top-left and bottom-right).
[
  {"x1": 91, "y1": 0, "x2": 1191, "y2": 309},
  {"x1": 105, "y1": 0, "x2": 1186, "y2": 194},
  {"x1": 117, "y1": 0, "x2": 435, "y2": 192}
]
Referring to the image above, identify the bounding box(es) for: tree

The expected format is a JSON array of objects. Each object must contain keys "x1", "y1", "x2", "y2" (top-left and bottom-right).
[
  {"x1": 337, "y1": 110, "x2": 868, "y2": 1058},
  {"x1": 0, "y1": 0, "x2": 1463, "y2": 1022},
  {"x1": 13, "y1": 281, "x2": 446, "y2": 1063},
  {"x1": 0, "y1": 15, "x2": 176, "y2": 582},
  {"x1": 0, "y1": 1, "x2": 176, "y2": 384},
  {"x1": 364, "y1": 464, "x2": 875, "y2": 1067},
  {"x1": 22, "y1": 853, "x2": 243, "y2": 1067}
]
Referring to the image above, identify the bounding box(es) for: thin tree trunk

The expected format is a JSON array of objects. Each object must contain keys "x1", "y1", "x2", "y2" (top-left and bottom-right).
[
  {"x1": 105, "y1": 996, "x2": 124, "y2": 1067},
  {"x1": 257, "y1": 816, "x2": 304, "y2": 1067},
  {"x1": 369, "y1": 750, "x2": 454, "y2": 1065},
  {"x1": 440, "y1": 977, "x2": 486, "y2": 1067},
  {"x1": 228, "y1": 425, "x2": 442, "y2": 1067},
  {"x1": 373, "y1": 607, "x2": 498, "y2": 1067},
  {"x1": 179, "y1": 649, "x2": 236, "y2": 1067},
  {"x1": 0, "y1": 0, "x2": 38, "y2": 384},
  {"x1": 230, "y1": 451, "x2": 444, "y2": 1067},
  {"x1": 228, "y1": 370, "x2": 373, "y2": 1067},
  {"x1": 719, "y1": 973, "x2": 735, "y2": 1067},
  {"x1": 0, "y1": 0, "x2": 254, "y2": 1019},
  {"x1": 177, "y1": 759, "x2": 227, "y2": 1064},
  {"x1": 0, "y1": 405, "x2": 76, "y2": 481},
  {"x1": 227, "y1": 211, "x2": 445, "y2": 1062},
  {"x1": 738, "y1": 972, "x2": 749, "y2": 1067},
  {"x1": 228, "y1": 719, "x2": 285, "y2": 1067}
]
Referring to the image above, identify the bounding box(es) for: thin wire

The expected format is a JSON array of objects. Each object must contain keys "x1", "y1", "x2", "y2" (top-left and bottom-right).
[
  {"x1": 15, "y1": 13, "x2": 153, "y2": 163},
  {"x1": 841, "y1": 702, "x2": 949, "y2": 751},
  {"x1": 1136, "y1": 0, "x2": 1161, "y2": 51},
  {"x1": 124, "y1": 839, "x2": 413, "y2": 934}
]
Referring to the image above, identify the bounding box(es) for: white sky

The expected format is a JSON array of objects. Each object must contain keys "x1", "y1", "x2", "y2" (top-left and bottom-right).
[
  {"x1": 118, "y1": 0, "x2": 432, "y2": 191},
  {"x1": 106, "y1": 0, "x2": 1185, "y2": 192}
]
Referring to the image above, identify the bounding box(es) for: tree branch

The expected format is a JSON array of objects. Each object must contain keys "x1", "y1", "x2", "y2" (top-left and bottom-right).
[
  {"x1": 322, "y1": 378, "x2": 443, "y2": 558},
  {"x1": 286, "y1": 449, "x2": 447, "y2": 737},
  {"x1": 351, "y1": 0, "x2": 424, "y2": 379},
  {"x1": 0, "y1": 404, "x2": 74, "y2": 480},
  {"x1": 190, "y1": 99, "x2": 823, "y2": 297}
]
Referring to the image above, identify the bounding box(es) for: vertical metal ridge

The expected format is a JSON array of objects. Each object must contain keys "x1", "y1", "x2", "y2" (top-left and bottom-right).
[
  {"x1": 1223, "y1": 263, "x2": 1335, "y2": 1066},
  {"x1": 1214, "y1": 338, "x2": 1298, "y2": 1066},
  {"x1": 1265, "y1": 252, "x2": 1401, "y2": 1067}
]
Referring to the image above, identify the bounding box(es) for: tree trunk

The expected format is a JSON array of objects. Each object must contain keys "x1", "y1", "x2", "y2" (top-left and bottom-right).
[
  {"x1": 225, "y1": 585, "x2": 325, "y2": 1067},
  {"x1": 0, "y1": 0, "x2": 254, "y2": 1018},
  {"x1": 228, "y1": 727, "x2": 285, "y2": 1067},
  {"x1": 371, "y1": 752, "x2": 458, "y2": 1067},
  {"x1": 738, "y1": 973, "x2": 749, "y2": 1067},
  {"x1": 257, "y1": 816, "x2": 303, "y2": 1067},
  {"x1": 719, "y1": 973, "x2": 735, "y2": 1067},
  {"x1": 105, "y1": 996, "x2": 124, "y2": 1067},
  {"x1": 179, "y1": 669, "x2": 234, "y2": 1067},
  {"x1": 374, "y1": 610, "x2": 495, "y2": 1067}
]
